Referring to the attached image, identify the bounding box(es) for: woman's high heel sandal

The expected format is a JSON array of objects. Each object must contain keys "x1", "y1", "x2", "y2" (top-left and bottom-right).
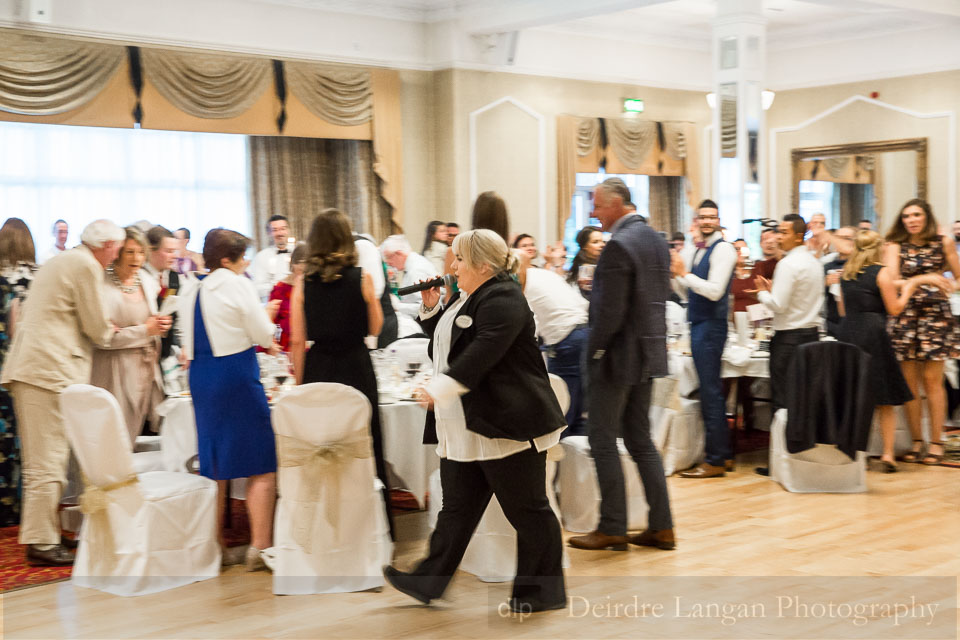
[
  {"x1": 921, "y1": 442, "x2": 945, "y2": 466},
  {"x1": 900, "y1": 440, "x2": 924, "y2": 463}
]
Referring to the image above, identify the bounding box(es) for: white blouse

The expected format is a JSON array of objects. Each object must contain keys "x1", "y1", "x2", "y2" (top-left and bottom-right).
[
  {"x1": 422, "y1": 294, "x2": 561, "y2": 462},
  {"x1": 178, "y1": 268, "x2": 275, "y2": 359}
]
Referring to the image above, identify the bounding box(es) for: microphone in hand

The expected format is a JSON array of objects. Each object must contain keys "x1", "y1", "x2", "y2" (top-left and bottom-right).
[{"x1": 397, "y1": 274, "x2": 456, "y2": 297}]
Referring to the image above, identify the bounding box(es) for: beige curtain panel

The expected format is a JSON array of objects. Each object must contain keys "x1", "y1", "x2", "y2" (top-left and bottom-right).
[
  {"x1": 285, "y1": 62, "x2": 372, "y2": 127},
  {"x1": 0, "y1": 32, "x2": 124, "y2": 115},
  {"x1": 248, "y1": 136, "x2": 392, "y2": 249},
  {"x1": 140, "y1": 49, "x2": 272, "y2": 119},
  {"x1": 556, "y1": 115, "x2": 604, "y2": 238},
  {"x1": 799, "y1": 157, "x2": 871, "y2": 184}
]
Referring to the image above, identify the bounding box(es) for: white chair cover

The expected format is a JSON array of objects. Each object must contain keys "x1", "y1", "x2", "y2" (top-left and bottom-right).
[
  {"x1": 156, "y1": 397, "x2": 199, "y2": 473},
  {"x1": 133, "y1": 435, "x2": 161, "y2": 452},
  {"x1": 556, "y1": 436, "x2": 648, "y2": 533},
  {"x1": 270, "y1": 383, "x2": 392, "y2": 595},
  {"x1": 60, "y1": 384, "x2": 219, "y2": 597},
  {"x1": 662, "y1": 398, "x2": 705, "y2": 475},
  {"x1": 769, "y1": 409, "x2": 867, "y2": 493}
]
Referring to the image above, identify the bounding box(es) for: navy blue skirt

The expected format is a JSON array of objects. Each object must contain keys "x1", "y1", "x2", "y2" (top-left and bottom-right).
[{"x1": 189, "y1": 296, "x2": 277, "y2": 480}]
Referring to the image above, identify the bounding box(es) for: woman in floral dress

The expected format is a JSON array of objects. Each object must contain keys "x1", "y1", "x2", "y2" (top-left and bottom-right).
[
  {"x1": 0, "y1": 218, "x2": 38, "y2": 526},
  {"x1": 884, "y1": 199, "x2": 960, "y2": 465}
]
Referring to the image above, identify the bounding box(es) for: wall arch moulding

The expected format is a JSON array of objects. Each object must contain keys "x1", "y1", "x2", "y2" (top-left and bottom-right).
[
  {"x1": 469, "y1": 96, "x2": 547, "y2": 243},
  {"x1": 769, "y1": 95, "x2": 956, "y2": 221}
]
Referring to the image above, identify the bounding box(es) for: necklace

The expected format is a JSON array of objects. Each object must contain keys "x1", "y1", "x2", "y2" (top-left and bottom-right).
[{"x1": 108, "y1": 266, "x2": 141, "y2": 294}]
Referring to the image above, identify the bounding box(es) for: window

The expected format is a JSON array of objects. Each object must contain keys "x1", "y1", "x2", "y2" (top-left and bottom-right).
[
  {"x1": 566, "y1": 172, "x2": 649, "y2": 259},
  {"x1": 0, "y1": 122, "x2": 250, "y2": 254},
  {"x1": 798, "y1": 180, "x2": 836, "y2": 228}
]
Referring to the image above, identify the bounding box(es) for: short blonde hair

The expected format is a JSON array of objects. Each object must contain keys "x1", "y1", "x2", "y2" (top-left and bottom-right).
[{"x1": 452, "y1": 229, "x2": 519, "y2": 276}]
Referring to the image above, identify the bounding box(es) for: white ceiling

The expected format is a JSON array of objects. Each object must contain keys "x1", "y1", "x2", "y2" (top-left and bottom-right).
[{"x1": 257, "y1": 0, "x2": 960, "y2": 47}]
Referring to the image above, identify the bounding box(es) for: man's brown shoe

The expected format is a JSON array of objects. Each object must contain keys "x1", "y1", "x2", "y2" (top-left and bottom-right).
[
  {"x1": 628, "y1": 528, "x2": 676, "y2": 550},
  {"x1": 567, "y1": 530, "x2": 628, "y2": 551},
  {"x1": 678, "y1": 463, "x2": 726, "y2": 478},
  {"x1": 26, "y1": 544, "x2": 74, "y2": 566}
]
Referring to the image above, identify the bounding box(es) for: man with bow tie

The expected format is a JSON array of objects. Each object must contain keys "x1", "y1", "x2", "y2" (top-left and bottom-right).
[
  {"x1": 252, "y1": 215, "x2": 292, "y2": 302},
  {"x1": 670, "y1": 199, "x2": 738, "y2": 478}
]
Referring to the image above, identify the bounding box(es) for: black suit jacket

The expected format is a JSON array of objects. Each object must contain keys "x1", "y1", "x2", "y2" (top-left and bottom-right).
[
  {"x1": 159, "y1": 270, "x2": 180, "y2": 360},
  {"x1": 588, "y1": 215, "x2": 670, "y2": 383},
  {"x1": 418, "y1": 273, "x2": 566, "y2": 445}
]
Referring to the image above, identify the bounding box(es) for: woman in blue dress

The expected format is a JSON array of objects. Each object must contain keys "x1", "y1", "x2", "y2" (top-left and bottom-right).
[{"x1": 181, "y1": 229, "x2": 279, "y2": 571}]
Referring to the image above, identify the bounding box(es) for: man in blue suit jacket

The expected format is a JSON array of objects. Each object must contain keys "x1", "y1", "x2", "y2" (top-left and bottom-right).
[{"x1": 568, "y1": 178, "x2": 676, "y2": 552}]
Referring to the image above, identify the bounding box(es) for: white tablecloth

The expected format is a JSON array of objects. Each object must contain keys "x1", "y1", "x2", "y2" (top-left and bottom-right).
[
  {"x1": 155, "y1": 395, "x2": 437, "y2": 508},
  {"x1": 670, "y1": 348, "x2": 770, "y2": 398}
]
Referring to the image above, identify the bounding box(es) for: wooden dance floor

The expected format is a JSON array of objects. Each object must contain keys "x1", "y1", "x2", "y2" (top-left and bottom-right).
[{"x1": 3, "y1": 454, "x2": 958, "y2": 639}]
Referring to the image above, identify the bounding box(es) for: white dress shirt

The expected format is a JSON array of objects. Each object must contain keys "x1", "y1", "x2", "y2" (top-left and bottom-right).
[
  {"x1": 672, "y1": 232, "x2": 737, "y2": 303},
  {"x1": 251, "y1": 246, "x2": 291, "y2": 301},
  {"x1": 354, "y1": 234, "x2": 385, "y2": 298},
  {"x1": 39, "y1": 244, "x2": 66, "y2": 265},
  {"x1": 420, "y1": 296, "x2": 561, "y2": 462},
  {"x1": 178, "y1": 268, "x2": 275, "y2": 359},
  {"x1": 395, "y1": 252, "x2": 440, "y2": 318},
  {"x1": 757, "y1": 245, "x2": 825, "y2": 331},
  {"x1": 423, "y1": 241, "x2": 449, "y2": 275},
  {"x1": 523, "y1": 267, "x2": 588, "y2": 346}
]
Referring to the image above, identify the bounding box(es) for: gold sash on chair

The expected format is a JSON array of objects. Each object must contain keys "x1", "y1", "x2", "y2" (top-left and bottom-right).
[
  {"x1": 275, "y1": 433, "x2": 373, "y2": 552},
  {"x1": 79, "y1": 474, "x2": 140, "y2": 568}
]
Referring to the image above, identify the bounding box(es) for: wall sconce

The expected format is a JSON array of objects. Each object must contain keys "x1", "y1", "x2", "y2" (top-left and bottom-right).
[{"x1": 706, "y1": 90, "x2": 775, "y2": 110}]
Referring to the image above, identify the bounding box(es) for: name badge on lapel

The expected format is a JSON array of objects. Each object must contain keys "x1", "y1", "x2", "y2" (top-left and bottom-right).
[{"x1": 455, "y1": 315, "x2": 473, "y2": 329}]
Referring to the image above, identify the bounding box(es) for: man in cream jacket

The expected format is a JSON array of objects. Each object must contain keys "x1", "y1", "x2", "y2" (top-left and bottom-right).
[{"x1": 1, "y1": 220, "x2": 124, "y2": 566}]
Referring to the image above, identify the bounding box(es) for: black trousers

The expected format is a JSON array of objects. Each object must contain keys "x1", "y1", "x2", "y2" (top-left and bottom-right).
[
  {"x1": 408, "y1": 447, "x2": 565, "y2": 606},
  {"x1": 770, "y1": 327, "x2": 819, "y2": 411}
]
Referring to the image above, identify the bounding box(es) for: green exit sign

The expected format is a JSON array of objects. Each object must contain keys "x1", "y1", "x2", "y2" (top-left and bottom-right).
[{"x1": 623, "y1": 98, "x2": 644, "y2": 113}]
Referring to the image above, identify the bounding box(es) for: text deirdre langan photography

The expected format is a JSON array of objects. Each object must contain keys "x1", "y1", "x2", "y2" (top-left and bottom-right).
[{"x1": 556, "y1": 595, "x2": 940, "y2": 628}]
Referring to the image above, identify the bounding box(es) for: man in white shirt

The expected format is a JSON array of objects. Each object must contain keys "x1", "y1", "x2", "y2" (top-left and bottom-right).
[
  {"x1": 251, "y1": 215, "x2": 291, "y2": 301},
  {"x1": 671, "y1": 199, "x2": 738, "y2": 478},
  {"x1": 353, "y1": 232, "x2": 399, "y2": 347},
  {"x1": 39, "y1": 220, "x2": 69, "y2": 264},
  {"x1": 380, "y1": 235, "x2": 439, "y2": 320},
  {"x1": 755, "y1": 213, "x2": 824, "y2": 411},
  {"x1": 521, "y1": 263, "x2": 590, "y2": 436}
]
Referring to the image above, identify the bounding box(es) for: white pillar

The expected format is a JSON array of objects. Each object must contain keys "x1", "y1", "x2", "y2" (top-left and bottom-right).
[{"x1": 711, "y1": 0, "x2": 767, "y2": 242}]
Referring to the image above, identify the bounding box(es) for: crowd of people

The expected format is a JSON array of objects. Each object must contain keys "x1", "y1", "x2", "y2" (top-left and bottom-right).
[{"x1": 0, "y1": 181, "x2": 955, "y2": 611}]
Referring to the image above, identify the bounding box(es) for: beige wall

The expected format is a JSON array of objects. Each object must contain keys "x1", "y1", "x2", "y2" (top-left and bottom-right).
[
  {"x1": 416, "y1": 69, "x2": 712, "y2": 246},
  {"x1": 766, "y1": 70, "x2": 959, "y2": 228}
]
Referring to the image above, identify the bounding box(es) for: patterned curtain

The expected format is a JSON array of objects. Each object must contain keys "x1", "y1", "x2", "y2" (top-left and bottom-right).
[{"x1": 248, "y1": 137, "x2": 392, "y2": 249}]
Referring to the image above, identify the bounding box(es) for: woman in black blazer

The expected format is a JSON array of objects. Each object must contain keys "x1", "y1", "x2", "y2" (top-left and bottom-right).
[{"x1": 383, "y1": 229, "x2": 567, "y2": 614}]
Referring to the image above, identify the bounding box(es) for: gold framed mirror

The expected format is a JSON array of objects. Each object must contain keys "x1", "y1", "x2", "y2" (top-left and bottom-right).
[{"x1": 791, "y1": 138, "x2": 927, "y2": 229}]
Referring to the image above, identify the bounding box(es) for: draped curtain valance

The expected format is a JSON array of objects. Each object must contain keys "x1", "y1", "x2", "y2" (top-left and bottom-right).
[
  {"x1": 0, "y1": 33, "x2": 124, "y2": 115},
  {"x1": 0, "y1": 30, "x2": 405, "y2": 230},
  {"x1": 556, "y1": 114, "x2": 701, "y2": 237},
  {"x1": 140, "y1": 49, "x2": 273, "y2": 119},
  {"x1": 285, "y1": 62, "x2": 372, "y2": 126},
  {"x1": 798, "y1": 155, "x2": 875, "y2": 185}
]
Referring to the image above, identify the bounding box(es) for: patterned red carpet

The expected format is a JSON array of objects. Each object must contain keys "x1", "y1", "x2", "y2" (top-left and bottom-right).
[{"x1": 0, "y1": 526, "x2": 73, "y2": 593}]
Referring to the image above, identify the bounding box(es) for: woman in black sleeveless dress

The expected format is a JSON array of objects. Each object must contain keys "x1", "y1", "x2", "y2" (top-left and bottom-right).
[
  {"x1": 838, "y1": 230, "x2": 950, "y2": 472},
  {"x1": 290, "y1": 208, "x2": 392, "y2": 538}
]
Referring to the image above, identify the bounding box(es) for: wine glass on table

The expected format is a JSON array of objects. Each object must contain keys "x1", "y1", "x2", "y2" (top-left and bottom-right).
[{"x1": 406, "y1": 360, "x2": 422, "y2": 382}]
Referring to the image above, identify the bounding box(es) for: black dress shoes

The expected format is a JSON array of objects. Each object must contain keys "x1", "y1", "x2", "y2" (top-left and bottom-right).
[
  {"x1": 61, "y1": 535, "x2": 79, "y2": 550},
  {"x1": 383, "y1": 565, "x2": 432, "y2": 605},
  {"x1": 567, "y1": 530, "x2": 629, "y2": 551},
  {"x1": 26, "y1": 544, "x2": 74, "y2": 566}
]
